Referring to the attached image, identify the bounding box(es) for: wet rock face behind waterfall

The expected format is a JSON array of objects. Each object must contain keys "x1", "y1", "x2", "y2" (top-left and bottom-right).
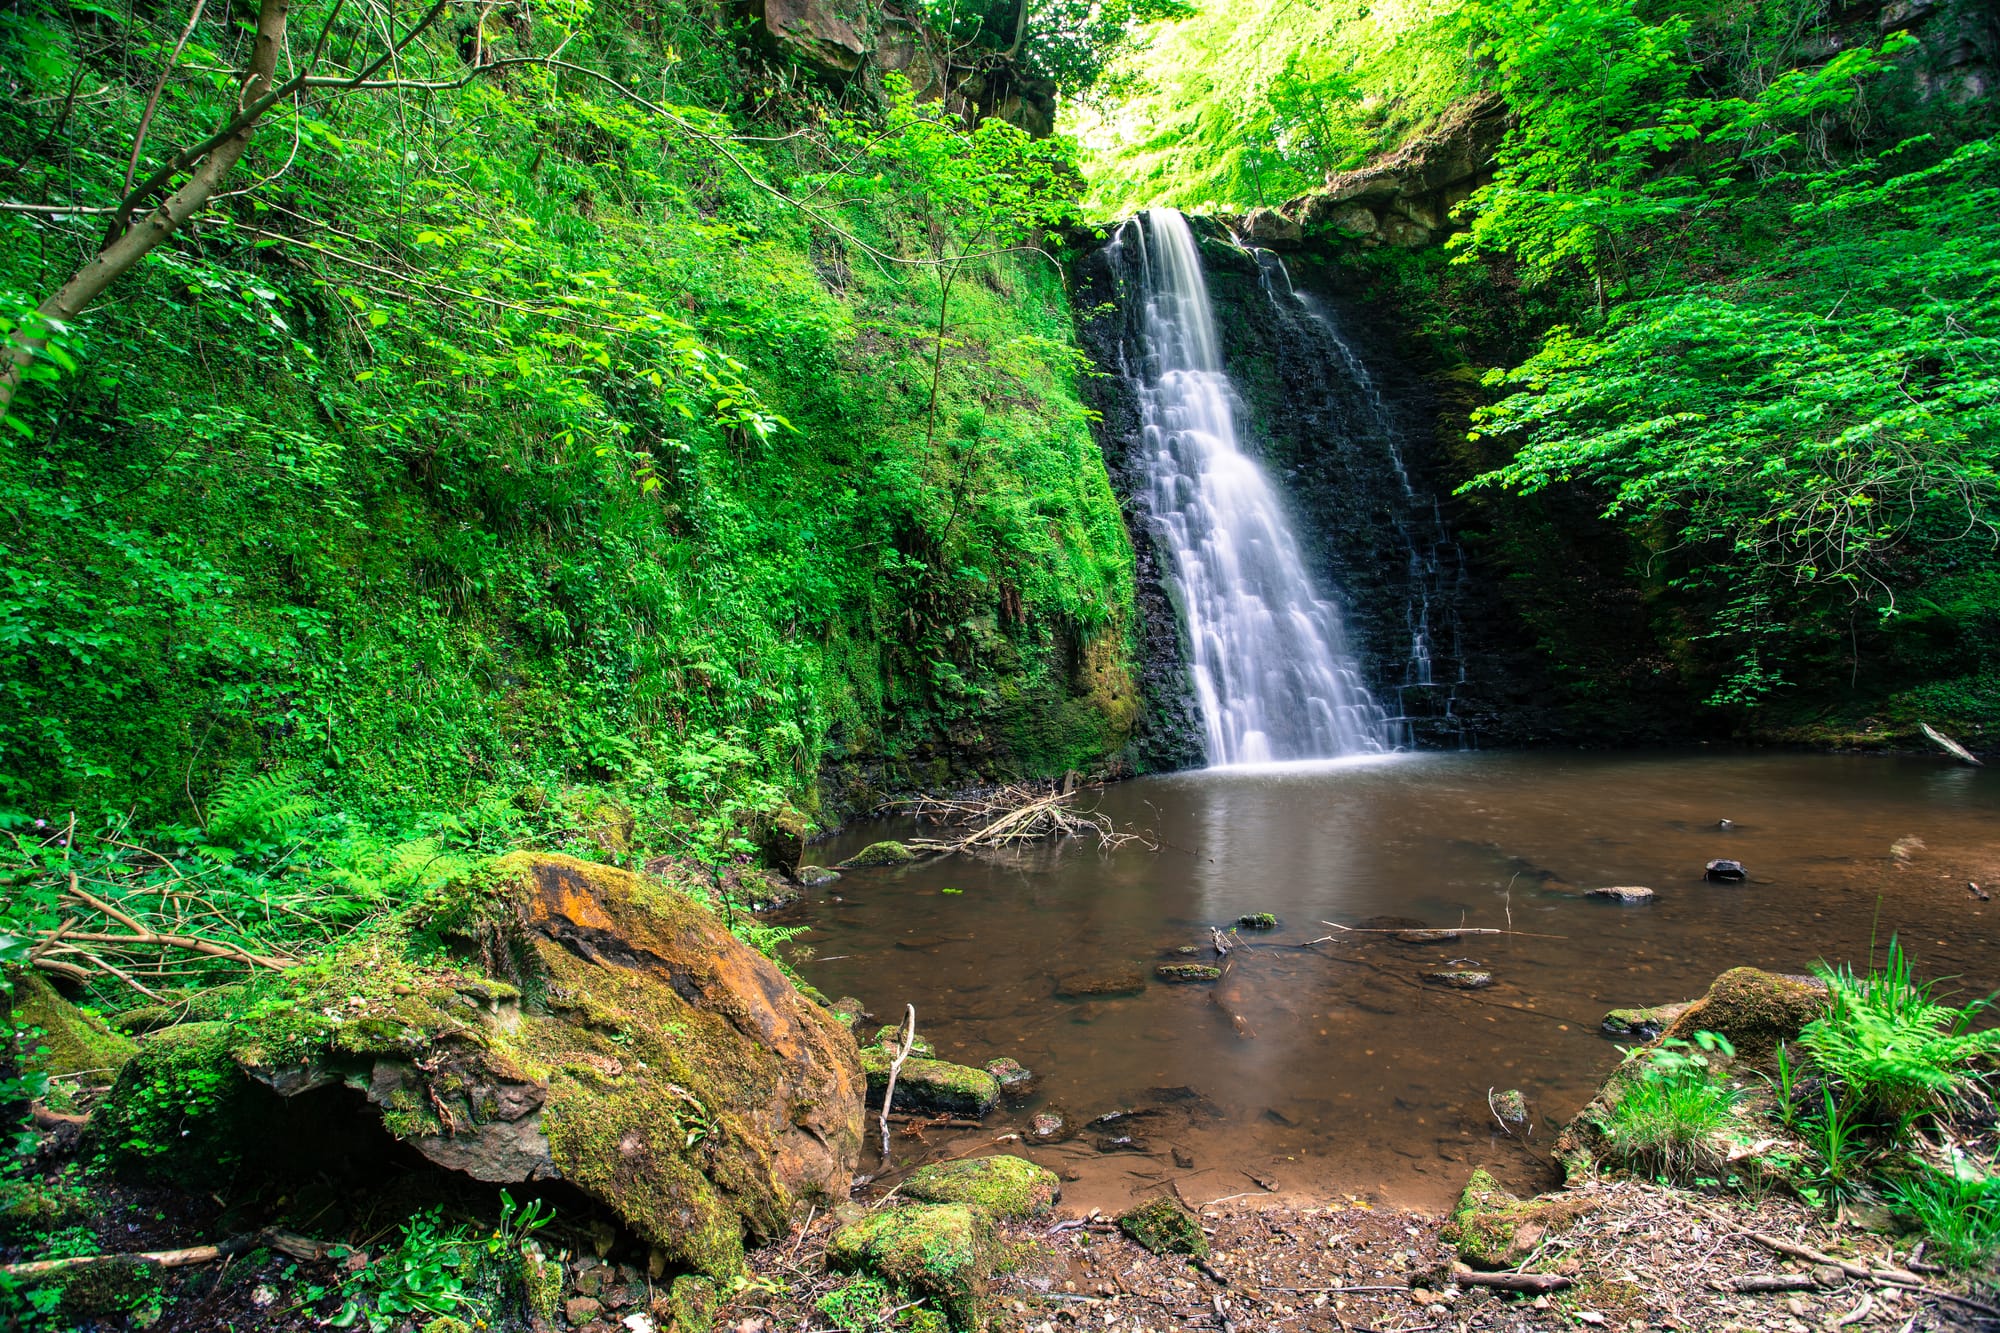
[{"x1": 1074, "y1": 218, "x2": 1564, "y2": 752}]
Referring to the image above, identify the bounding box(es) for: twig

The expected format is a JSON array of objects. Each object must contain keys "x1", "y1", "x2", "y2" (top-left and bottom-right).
[
  {"x1": 878, "y1": 1004, "x2": 917, "y2": 1162},
  {"x1": 1, "y1": 1229, "x2": 325, "y2": 1278},
  {"x1": 1451, "y1": 1265, "x2": 1572, "y2": 1293}
]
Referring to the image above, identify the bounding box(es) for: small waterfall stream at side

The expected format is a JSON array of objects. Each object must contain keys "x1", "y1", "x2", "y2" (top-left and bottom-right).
[{"x1": 1111, "y1": 207, "x2": 1394, "y2": 765}]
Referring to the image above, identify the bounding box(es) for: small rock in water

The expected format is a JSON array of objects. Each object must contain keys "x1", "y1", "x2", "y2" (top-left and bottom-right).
[
  {"x1": 1600, "y1": 1002, "x2": 1691, "y2": 1038},
  {"x1": 984, "y1": 1056, "x2": 1035, "y2": 1096},
  {"x1": 1154, "y1": 963, "x2": 1223, "y2": 983},
  {"x1": 870, "y1": 1025, "x2": 934, "y2": 1057},
  {"x1": 795, "y1": 865, "x2": 841, "y2": 887},
  {"x1": 1716, "y1": 818, "x2": 1735, "y2": 830},
  {"x1": 1171, "y1": 1147, "x2": 1196, "y2": 1169},
  {"x1": 1584, "y1": 885, "x2": 1656, "y2": 903},
  {"x1": 828, "y1": 996, "x2": 868, "y2": 1031},
  {"x1": 1095, "y1": 1134, "x2": 1148, "y2": 1153},
  {"x1": 1704, "y1": 858, "x2": 1748, "y2": 883},
  {"x1": 1394, "y1": 928, "x2": 1462, "y2": 944},
  {"x1": 1054, "y1": 963, "x2": 1147, "y2": 998},
  {"x1": 1236, "y1": 912, "x2": 1279, "y2": 930},
  {"x1": 1028, "y1": 1109, "x2": 1071, "y2": 1141},
  {"x1": 1491, "y1": 1089, "x2": 1529, "y2": 1126},
  {"x1": 1427, "y1": 969, "x2": 1494, "y2": 990},
  {"x1": 841, "y1": 840, "x2": 915, "y2": 868}
]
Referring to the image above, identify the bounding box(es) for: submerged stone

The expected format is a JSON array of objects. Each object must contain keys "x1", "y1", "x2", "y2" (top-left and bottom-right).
[
  {"x1": 1491, "y1": 1089, "x2": 1529, "y2": 1126},
  {"x1": 1054, "y1": 964, "x2": 1147, "y2": 998},
  {"x1": 861, "y1": 1049, "x2": 1000, "y2": 1117},
  {"x1": 843, "y1": 841, "x2": 916, "y2": 868},
  {"x1": 902, "y1": 1154, "x2": 1060, "y2": 1218},
  {"x1": 1585, "y1": 885, "x2": 1656, "y2": 903},
  {"x1": 1028, "y1": 1108, "x2": 1071, "y2": 1141},
  {"x1": 983, "y1": 1057, "x2": 1034, "y2": 1096},
  {"x1": 1704, "y1": 858, "x2": 1748, "y2": 883},
  {"x1": 1154, "y1": 963, "x2": 1222, "y2": 983},
  {"x1": 1426, "y1": 969, "x2": 1494, "y2": 990},
  {"x1": 1600, "y1": 1003, "x2": 1690, "y2": 1038},
  {"x1": 1118, "y1": 1195, "x2": 1208, "y2": 1258},
  {"x1": 1394, "y1": 929, "x2": 1462, "y2": 944},
  {"x1": 826, "y1": 1204, "x2": 997, "y2": 1332}
]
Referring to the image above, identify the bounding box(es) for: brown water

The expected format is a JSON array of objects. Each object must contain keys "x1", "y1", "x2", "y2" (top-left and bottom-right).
[{"x1": 792, "y1": 752, "x2": 2000, "y2": 1212}]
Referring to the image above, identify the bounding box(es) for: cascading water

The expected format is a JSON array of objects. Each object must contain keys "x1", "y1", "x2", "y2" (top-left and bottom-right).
[{"x1": 1112, "y1": 207, "x2": 1393, "y2": 765}]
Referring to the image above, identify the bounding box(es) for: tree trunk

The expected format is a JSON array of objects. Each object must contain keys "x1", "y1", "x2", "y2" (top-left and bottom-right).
[{"x1": 0, "y1": 0, "x2": 290, "y2": 421}]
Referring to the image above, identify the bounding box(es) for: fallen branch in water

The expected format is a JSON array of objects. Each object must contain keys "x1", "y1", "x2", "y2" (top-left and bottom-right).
[
  {"x1": 1316, "y1": 920, "x2": 1569, "y2": 941},
  {"x1": 890, "y1": 784, "x2": 1153, "y2": 856},
  {"x1": 878, "y1": 1004, "x2": 918, "y2": 1162}
]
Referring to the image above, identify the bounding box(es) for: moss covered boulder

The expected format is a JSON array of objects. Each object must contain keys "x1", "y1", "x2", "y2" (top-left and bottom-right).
[
  {"x1": 1118, "y1": 1195, "x2": 1207, "y2": 1258},
  {"x1": 860, "y1": 1048, "x2": 1000, "y2": 1117},
  {"x1": 1441, "y1": 1168, "x2": 1595, "y2": 1269},
  {"x1": 10, "y1": 971, "x2": 137, "y2": 1083},
  {"x1": 842, "y1": 840, "x2": 916, "y2": 868},
  {"x1": 96, "y1": 853, "x2": 866, "y2": 1278},
  {"x1": 826, "y1": 1204, "x2": 997, "y2": 1331},
  {"x1": 1662, "y1": 967, "x2": 1826, "y2": 1064},
  {"x1": 902, "y1": 1155, "x2": 1060, "y2": 1218}
]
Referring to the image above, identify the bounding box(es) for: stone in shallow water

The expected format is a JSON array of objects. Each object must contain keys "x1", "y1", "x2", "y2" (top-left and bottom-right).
[
  {"x1": 870, "y1": 1026, "x2": 934, "y2": 1057},
  {"x1": 1585, "y1": 885, "x2": 1656, "y2": 903},
  {"x1": 1394, "y1": 928, "x2": 1462, "y2": 944},
  {"x1": 842, "y1": 840, "x2": 916, "y2": 868},
  {"x1": 1491, "y1": 1089, "x2": 1529, "y2": 1126},
  {"x1": 860, "y1": 1049, "x2": 999, "y2": 1117},
  {"x1": 1704, "y1": 858, "x2": 1748, "y2": 882},
  {"x1": 901, "y1": 1154, "x2": 1060, "y2": 1218},
  {"x1": 1028, "y1": 1108, "x2": 1071, "y2": 1141},
  {"x1": 796, "y1": 865, "x2": 841, "y2": 887},
  {"x1": 1427, "y1": 969, "x2": 1494, "y2": 990},
  {"x1": 1054, "y1": 963, "x2": 1147, "y2": 998},
  {"x1": 1155, "y1": 963, "x2": 1222, "y2": 983},
  {"x1": 1600, "y1": 1003, "x2": 1690, "y2": 1038},
  {"x1": 983, "y1": 1057, "x2": 1034, "y2": 1096},
  {"x1": 1236, "y1": 912, "x2": 1279, "y2": 930}
]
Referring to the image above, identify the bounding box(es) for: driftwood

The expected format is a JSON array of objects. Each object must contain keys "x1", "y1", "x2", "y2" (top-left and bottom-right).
[
  {"x1": 1315, "y1": 920, "x2": 1569, "y2": 942},
  {"x1": 878, "y1": 1004, "x2": 918, "y2": 1160},
  {"x1": 1726, "y1": 1274, "x2": 1819, "y2": 1293},
  {"x1": 0, "y1": 1228, "x2": 326, "y2": 1279},
  {"x1": 1744, "y1": 1231, "x2": 2000, "y2": 1321},
  {"x1": 1451, "y1": 1265, "x2": 1573, "y2": 1294},
  {"x1": 1921, "y1": 722, "x2": 1984, "y2": 766},
  {"x1": 891, "y1": 784, "x2": 1151, "y2": 856}
]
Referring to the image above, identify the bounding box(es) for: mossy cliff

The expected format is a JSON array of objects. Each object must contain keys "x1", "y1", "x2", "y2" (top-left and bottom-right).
[{"x1": 95, "y1": 853, "x2": 864, "y2": 1277}]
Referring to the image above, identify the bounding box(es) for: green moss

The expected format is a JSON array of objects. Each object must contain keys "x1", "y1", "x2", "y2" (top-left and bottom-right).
[
  {"x1": 825, "y1": 1204, "x2": 997, "y2": 1332},
  {"x1": 844, "y1": 841, "x2": 917, "y2": 867},
  {"x1": 0, "y1": 1173, "x2": 92, "y2": 1238},
  {"x1": 93, "y1": 1021, "x2": 244, "y2": 1181},
  {"x1": 1235, "y1": 913, "x2": 1278, "y2": 930},
  {"x1": 11, "y1": 972, "x2": 138, "y2": 1082},
  {"x1": 860, "y1": 1050, "x2": 1000, "y2": 1117},
  {"x1": 521, "y1": 1247, "x2": 564, "y2": 1323},
  {"x1": 870, "y1": 1026, "x2": 935, "y2": 1056},
  {"x1": 901, "y1": 1156, "x2": 1061, "y2": 1218},
  {"x1": 24, "y1": 1255, "x2": 165, "y2": 1320},
  {"x1": 1117, "y1": 1196, "x2": 1207, "y2": 1258},
  {"x1": 1440, "y1": 1168, "x2": 1594, "y2": 1269},
  {"x1": 1154, "y1": 964, "x2": 1222, "y2": 983},
  {"x1": 668, "y1": 1274, "x2": 718, "y2": 1333},
  {"x1": 1663, "y1": 968, "x2": 1826, "y2": 1064},
  {"x1": 1601, "y1": 1003, "x2": 1690, "y2": 1038},
  {"x1": 423, "y1": 1318, "x2": 474, "y2": 1333}
]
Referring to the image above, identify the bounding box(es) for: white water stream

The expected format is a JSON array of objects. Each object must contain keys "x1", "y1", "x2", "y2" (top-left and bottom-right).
[{"x1": 1115, "y1": 208, "x2": 1392, "y2": 765}]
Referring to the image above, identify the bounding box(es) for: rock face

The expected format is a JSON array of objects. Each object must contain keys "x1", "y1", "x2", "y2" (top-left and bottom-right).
[
  {"x1": 752, "y1": 0, "x2": 867, "y2": 74},
  {"x1": 98, "y1": 854, "x2": 865, "y2": 1277}
]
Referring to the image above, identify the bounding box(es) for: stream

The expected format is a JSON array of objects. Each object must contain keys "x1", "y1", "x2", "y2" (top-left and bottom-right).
[{"x1": 794, "y1": 751, "x2": 2000, "y2": 1212}]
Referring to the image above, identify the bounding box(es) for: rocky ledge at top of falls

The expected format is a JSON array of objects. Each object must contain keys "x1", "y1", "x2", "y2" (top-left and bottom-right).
[{"x1": 91, "y1": 852, "x2": 865, "y2": 1277}]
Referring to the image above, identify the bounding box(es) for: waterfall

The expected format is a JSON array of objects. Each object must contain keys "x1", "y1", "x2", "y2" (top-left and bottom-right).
[{"x1": 1113, "y1": 208, "x2": 1393, "y2": 766}]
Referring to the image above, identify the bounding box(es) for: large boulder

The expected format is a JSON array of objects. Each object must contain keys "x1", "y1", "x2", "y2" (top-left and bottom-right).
[
  {"x1": 96, "y1": 853, "x2": 865, "y2": 1277},
  {"x1": 1662, "y1": 967, "x2": 1826, "y2": 1064},
  {"x1": 751, "y1": 0, "x2": 868, "y2": 74}
]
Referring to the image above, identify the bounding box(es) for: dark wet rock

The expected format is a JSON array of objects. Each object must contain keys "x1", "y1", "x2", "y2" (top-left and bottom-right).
[
  {"x1": 1095, "y1": 1134, "x2": 1149, "y2": 1153},
  {"x1": 1054, "y1": 963, "x2": 1147, "y2": 998},
  {"x1": 795, "y1": 865, "x2": 841, "y2": 887},
  {"x1": 1426, "y1": 969, "x2": 1494, "y2": 990},
  {"x1": 983, "y1": 1057, "x2": 1034, "y2": 1096},
  {"x1": 1585, "y1": 885, "x2": 1656, "y2": 903},
  {"x1": 1704, "y1": 858, "x2": 1748, "y2": 883},
  {"x1": 1236, "y1": 912, "x2": 1279, "y2": 930},
  {"x1": 1240, "y1": 206, "x2": 1303, "y2": 246},
  {"x1": 1661, "y1": 967, "x2": 1827, "y2": 1064},
  {"x1": 1491, "y1": 1089, "x2": 1528, "y2": 1126},
  {"x1": 95, "y1": 853, "x2": 863, "y2": 1278},
  {"x1": 565, "y1": 1294, "x2": 603, "y2": 1325},
  {"x1": 1089, "y1": 1107, "x2": 1158, "y2": 1127},
  {"x1": 826, "y1": 1203, "x2": 997, "y2": 1331},
  {"x1": 1171, "y1": 1147, "x2": 1196, "y2": 1169},
  {"x1": 1393, "y1": 928, "x2": 1462, "y2": 944},
  {"x1": 902, "y1": 1154, "x2": 1060, "y2": 1218},
  {"x1": 1600, "y1": 1003, "x2": 1691, "y2": 1038},
  {"x1": 860, "y1": 1049, "x2": 1000, "y2": 1117},
  {"x1": 1155, "y1": 963, "x2": 1223, "y2": 983},
  {"x1": 1028, "y1": 1108, "x2": 1071, "y2": 1141},
  {"x1": 1118, "y1": 1196, "x2": 1208, "y2": 1258},
  {"x1": 842, "y1": 840, "x2": 916, "y2": 868}
]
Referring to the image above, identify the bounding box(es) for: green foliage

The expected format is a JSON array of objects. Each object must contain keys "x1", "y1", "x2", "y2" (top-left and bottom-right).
[
  {"x1": 922, "y1": 0, "x2": 1196, "y2": 98},
  {"x1": 1793, "y1": 1083, "x2": 1869, "y2": 1209},
  {"x1": 816, "y1": 1274, "x2": 893, "y2": 1332},
  {"x1": 332, "y1": 1193, "x2": 553, "y2": 1331},
  {"x1": 1594, "y1": 1032, "x2": 1741, "y2": 1182},
  {"x1": 1801, "y1": 938, "x2": 2000, "y2": 1130},
  {"x1": 1887, "y1": 1163, "x2": 2000, "y2": 1270}
]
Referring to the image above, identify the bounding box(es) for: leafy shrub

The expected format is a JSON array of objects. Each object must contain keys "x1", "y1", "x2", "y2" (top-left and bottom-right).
[
  {"x1": 1595, "y1": 1032, "x2": 1741, "y2": 1182},
  {"x1": 816, "y1": 1275, "x2": 893, "y2": 1332},
  {"x1": 1801, "y1": 938, "x2": 2000, "y2": 1132},
  {"x1": 1887, "y1": 1164, "x2": 2000, "y2": 1270}
]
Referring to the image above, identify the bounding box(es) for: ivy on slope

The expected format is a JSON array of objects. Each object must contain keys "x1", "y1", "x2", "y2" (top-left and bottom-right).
[{"x1": 0, "y1": 0, "x2": 1140, "y2": 846}]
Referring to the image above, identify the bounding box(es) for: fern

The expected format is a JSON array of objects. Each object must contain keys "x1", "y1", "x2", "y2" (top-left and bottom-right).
[{"x1": 204, "y1": 765, "x2": 316, "y2": 849}]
